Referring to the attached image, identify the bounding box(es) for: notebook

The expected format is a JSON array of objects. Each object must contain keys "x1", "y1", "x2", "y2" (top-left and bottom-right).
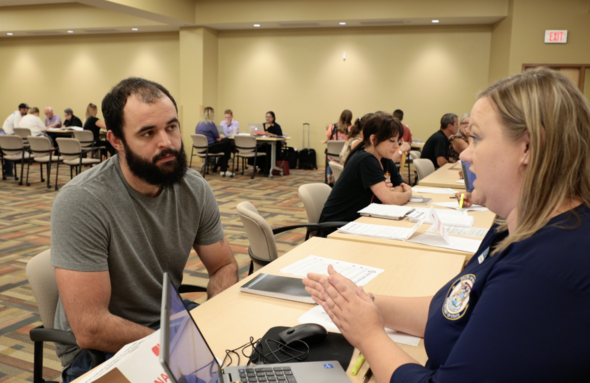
[
  {"x1": 239, "y1": 274, "x2": 314, "y2": 303},
  {"x1": 159, "y1": 273, "x2": 351, "y2": 383}
]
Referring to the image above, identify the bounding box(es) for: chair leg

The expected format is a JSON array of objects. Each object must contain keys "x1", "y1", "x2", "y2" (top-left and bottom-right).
[
  {"x1": 55, "y1": 162, "x2": 60, "y2": 191},
  {"x1": 33, "y1": 340, "x2": 44, "y2": 383},
  {"x1": 252, "y1": 155, "x2": 257, "y2": 180},
  {"x1": 39, "y1": 162, "x2": 44, "y2": 182},
  {"x1": 25, "y1": 157, "x2": 31, "y2": 186},
  {"x1": 18, "y1": 155, "x2": 25, "y2": 185},
  {"x1": 46, "y1": 161, "x2": 52, "y2": 188}
]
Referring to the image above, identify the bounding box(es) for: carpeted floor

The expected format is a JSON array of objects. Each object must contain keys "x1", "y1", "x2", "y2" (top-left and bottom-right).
[{"x1": 0, "y1": 158, "x2": 324, "y2": 382}]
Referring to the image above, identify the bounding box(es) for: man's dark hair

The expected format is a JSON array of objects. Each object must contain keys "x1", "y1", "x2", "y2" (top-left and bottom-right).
[
  {"x1": 440, "y1": 113, "x2": 458, "y2": 130},
  {"x1": 393, "y1": 109, "x2": 404, "y2": 120},
  {"x1": 102, "y1": 77, "x2": 178, "y2": 141}
]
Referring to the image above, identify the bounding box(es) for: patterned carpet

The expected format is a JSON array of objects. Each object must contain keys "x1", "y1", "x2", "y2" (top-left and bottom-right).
[{"x1": 0, "y1": 158, "x2": 323, "y2": 382}]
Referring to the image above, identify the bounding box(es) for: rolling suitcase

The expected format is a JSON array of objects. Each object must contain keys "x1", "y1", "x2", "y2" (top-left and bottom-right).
[{"x1": 298, "y1": 123, "x2": 317, "y2": 169}]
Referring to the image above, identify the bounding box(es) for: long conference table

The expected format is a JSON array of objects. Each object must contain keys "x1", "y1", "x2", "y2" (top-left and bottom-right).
[
  {"x1": 417, "y1": 162, "x2": 464, "y2": 189},
  {"x1": 73, "y1": 237, "x2": 465, "y2": 383},
  {"x1": 328, "y1": 190, "x2": 494, "y2": 261}
]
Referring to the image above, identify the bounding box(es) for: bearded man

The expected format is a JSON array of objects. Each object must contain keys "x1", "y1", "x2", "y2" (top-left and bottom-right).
[{"x1": 50, "y1": 78, "x2": 238, "y2": 382}]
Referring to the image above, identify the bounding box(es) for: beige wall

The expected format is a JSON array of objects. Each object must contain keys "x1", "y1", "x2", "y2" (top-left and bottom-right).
[
  {"x1": 0, "y1": 32, "x2": 179, "y2": 125},
  {"x1": 218, "y1": 26, "x2": 492, "y2": 155}
]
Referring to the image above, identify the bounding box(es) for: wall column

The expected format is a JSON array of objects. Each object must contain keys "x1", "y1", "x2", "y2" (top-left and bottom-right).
[{"x1": 179, "y1": 26, "x2": 218, "y2": 152}]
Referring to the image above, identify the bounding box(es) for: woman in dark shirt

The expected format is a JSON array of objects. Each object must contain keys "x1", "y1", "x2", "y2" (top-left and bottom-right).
[
  {"x1": 319, "y1": 113, "x2": 412, "y2": 225},
  {"x1": 263, "y1": 111, "x2": 282, "y2": 136},
  {"x1": 304, "y1": 68, "x2": 590, "y2": 383},
  {"x1": 83, "y1": 103, "x2": 114, "y2": 158}
]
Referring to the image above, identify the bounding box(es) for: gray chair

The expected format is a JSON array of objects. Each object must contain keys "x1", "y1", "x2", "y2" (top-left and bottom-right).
[
  {"x1": 26, "y1": 136, "x2": 63, "y2": 188},
  {"x1": 413, "y1": 158, "x2": 436, "y2": 184},
  {"x1": 236, "y1": 201, "x2": 322, "y2": 274},
  {"x1": 189, "y1": 134, "x2": 223, "y2": 178},
  {"x1": 73, "y1": 130, "x2": 105, "y2": 158},
  {"x1": 55, "y1": 138, "x2": 101, "y2": 190},
  {"x1": 325, "y1": 140, "x2": 346, "y2": 183},
  {"x1": 297, "y1": 183, "x2": 347, "y2": 239},
  {"x1": 0, "y1": 134, "x2": 32, "y2": 184},
  {"x1": 328, "y1": 161, "x2": 343, "y2": 182},
  {"x1": 233, "y1": 135, "x2": 266, "y2": 179},
  {"x1": 13, "y1": 127, "x2": 32, "y2": 147}
]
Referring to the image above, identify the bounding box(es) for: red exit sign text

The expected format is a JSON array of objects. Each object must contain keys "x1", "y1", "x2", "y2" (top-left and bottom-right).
[{"x1": 544, "y1": 30, "x2": 568, "y2": 44}]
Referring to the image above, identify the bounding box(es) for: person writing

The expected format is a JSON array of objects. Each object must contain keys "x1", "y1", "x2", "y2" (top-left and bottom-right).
[
  {"x1": 319, "y1": 113, "x2": 412, "y2": 226},
  {"x1": 304, "y1": 68, "x2": 590, "y2": 382}
]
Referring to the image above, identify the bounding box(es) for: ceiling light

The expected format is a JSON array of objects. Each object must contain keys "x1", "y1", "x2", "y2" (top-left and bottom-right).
[
  {"x1": 68, "y1": 30, "x2": 74, "y2": 33},
  {"x1": 254, "y1": 24, "x2": 260, "y2": 27},
  {"x1": 432, "y1": 20, "x2": 440, "y2": 23},
  {"x1": 339, "y1": 22, "x2": 346, "y2": 25},
  {"x1": 132, "y1": 28, "x2": 138, "y2": 31},
  {"x1": 7, "y1": 33, "x2": 13, "y2": 36}
]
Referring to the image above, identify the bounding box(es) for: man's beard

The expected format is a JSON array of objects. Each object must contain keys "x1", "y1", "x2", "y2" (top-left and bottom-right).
[{"x1": 123, "y1": 141, "x2": 188, "y2": 188}]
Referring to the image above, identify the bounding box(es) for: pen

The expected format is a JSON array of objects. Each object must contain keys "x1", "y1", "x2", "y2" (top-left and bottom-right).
[
  {"x1": 459, "y1": 193, "x2": 465, "y2": 209},
  {"x1": 362, "y1": 368, "x2": 373, "y2": 383},
  {"x1": 351, "y1": 353, "x2": 365, "y2": 376},
  {"x1": 449, "y1": 196, "x2": 457, "y2": 199}
]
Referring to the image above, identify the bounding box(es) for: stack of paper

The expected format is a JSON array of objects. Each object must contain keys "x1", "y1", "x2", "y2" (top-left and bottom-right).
[
  {"x1": 358, "y1": 204, "x2": 415, "y2": 220},
  {"x1": 338, "y1": 218, "x2": 424, "y2": 241},
  {"x1": 407, "y1": 208, "x2": 474, "y2": 228},
  {"x1": 412, "y1": 187, "x2": 457, "y2": 194}
]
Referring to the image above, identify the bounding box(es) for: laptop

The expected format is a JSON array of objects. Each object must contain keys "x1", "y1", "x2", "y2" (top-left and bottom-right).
[
  {"x1": 461, "y1": 161, "x2": 476, "y2": 192},
  {"x1": 159, "y1": 273, "x2": 351, "y2": 383},
  {"x1": 217, "y1": 125, "x2": 226, "y2": 136},
  {"x1": 249, "y1": 123, "x2": 266, "y2": 136}
]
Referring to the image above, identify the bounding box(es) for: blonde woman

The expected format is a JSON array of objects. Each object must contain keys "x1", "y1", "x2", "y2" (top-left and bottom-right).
[
  {"x1": 83, "y1": 103, "x2": 113, "y2": 157},
  {"x1": 195, "y1": 107, "x2": 233, "y2": 177},
  {"x1": 305, "y1": 68, "x2": 590, "y2": 382}
]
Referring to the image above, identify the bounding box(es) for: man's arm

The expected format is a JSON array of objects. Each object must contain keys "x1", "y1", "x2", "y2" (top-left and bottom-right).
[
  {"x1": 193, "y1": 236, "x2": 238, "y2": 298},
  {"x1": 437, "y1": 156, "x2": 448, "y2": 167},
  {"x1": 55, "y1": 268, "x2": 154, "y2": 353}
]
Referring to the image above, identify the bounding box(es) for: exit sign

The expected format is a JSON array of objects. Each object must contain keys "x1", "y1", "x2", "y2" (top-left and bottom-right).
[{"x1": 544, "y1": 30, "x2": 568, "y2": 43}]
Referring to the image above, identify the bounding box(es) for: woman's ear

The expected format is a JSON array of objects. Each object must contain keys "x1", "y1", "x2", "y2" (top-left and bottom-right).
[
  {"x1": 369, "y1": 134, "x2": 376, "y2": 147},
  {"x1": 521, "y1": 131, "x2": 531, "y2": 166}
]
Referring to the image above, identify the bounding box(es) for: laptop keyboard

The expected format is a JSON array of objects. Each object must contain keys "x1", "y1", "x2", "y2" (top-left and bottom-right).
[{"x1": 238, "y1": 367, "x2": 297, "y2": 383}]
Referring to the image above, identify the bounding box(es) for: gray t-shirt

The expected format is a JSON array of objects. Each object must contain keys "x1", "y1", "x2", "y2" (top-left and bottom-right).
[{"x1": 50, "y1": 155, "x2": 224, "y2": 367}]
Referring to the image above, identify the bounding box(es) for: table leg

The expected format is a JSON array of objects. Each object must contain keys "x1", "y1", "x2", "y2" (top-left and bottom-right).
[{"x1": 267, "y1": 141, "x2": 283, "y2": 177}]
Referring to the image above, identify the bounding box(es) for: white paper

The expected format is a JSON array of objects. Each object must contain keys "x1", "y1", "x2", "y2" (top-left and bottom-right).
[
  {"x1": 280, "y1": 255, "x2": 384, "y2": 286},
  {"x1": 433, "y1": 201, "x2": 489, "y2": 212},
  {"x1": 427, "y1": 207, "x2": 450, "y2": 244},
  {"x1": 408, "y1": 208, "x2": 474, "y2": 228},
  {"x1": 407, "y1": 233, "x2": 482, "y2": 253},
  {"x1": 358, "y1": 203, "x2": 415, "y2": 219},
  {"x1": 299, "y1": 305, "x2": 420, "y2": 347},
  {"x1": 426, "y1": 225, "x2": 489, "y2": 238},
  {"x1": 456, "y1": 180, "x2": 465, "y2": 184},
  {"x1": 337, "y1": 222, "x2": 414, "y2": 241},
  {"x1": 412, "y1": 187, "x2": 457, "y2": 194}
]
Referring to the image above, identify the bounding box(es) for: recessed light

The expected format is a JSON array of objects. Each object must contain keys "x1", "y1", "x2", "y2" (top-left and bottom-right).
[
  {"x1": 68, "y1": 30, "x2": 74, "y2": 33},
  {"x1": 432, "y1": 20, "x2": 440, "y2": 23},
  {"x1": 254, "y1": 24, "x2": 260, "y2": 27},
  {"x1": 132, "y1": 28, "x2": 138, "y2": 31},
  {"x1": 339, "y1": 22, "x2": 346, "y2": 25},
  {"x1": 7, "y1": 33, "x2": 13, "y2": 36}
]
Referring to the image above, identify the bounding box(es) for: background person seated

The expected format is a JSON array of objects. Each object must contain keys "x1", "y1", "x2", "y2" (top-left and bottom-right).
[
  {"x1": 319, "y1": 113, "x2": 412, "y2": 228},
  {"x1": 421, "y1": 113, "x2": 459, "y2": 169},
  {"x1": 195, "y1": 107, "x2": 233, "y2": 177},
  {"x1": 44, "y1": 107, "x2": 62, "y2": 128},
  {"x1": 220, "y1": 109, "x2": 239, "y2": 136},
  {"x1": 63, "y1": 108, "x2": 83, "y2": 128},
  {"x1": 19, "y1": 107, "x2": 54, "y2": 145},
  {"x1": 83, "y1": 103, "x2": 115, "y2": 158}
]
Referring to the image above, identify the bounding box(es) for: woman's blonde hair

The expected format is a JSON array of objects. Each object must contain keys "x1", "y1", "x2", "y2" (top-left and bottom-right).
[
  {"x1": 85, "y1": 103, "x2": 97, "y2": 121},
  {"x1": 200, "y1": 106, "x2": 214, "y2": 123},
  {"x1": 481, "y1": 67, "x2": 590, "y2": 254}
]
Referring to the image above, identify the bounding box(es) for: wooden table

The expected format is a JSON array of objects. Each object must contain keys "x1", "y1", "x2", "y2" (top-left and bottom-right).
[
  {"x1": 410, "y1": 142, "x2": 424, "y2": 151},
  {"x1": 190, "y1": 237, "x2": 465, "y2": 381},
  {"x1": 418, "y1": 162, "x2": 464, "y2": 189},
  {"x1": 328, "y1": 191, "x2": 495, "y2": 260},
  {"x1": 72, "y1": 237, "x2": 464, "y2": 383},
  {"x1": 229, "y1": 135, "x2": 289, "y2": 178}
]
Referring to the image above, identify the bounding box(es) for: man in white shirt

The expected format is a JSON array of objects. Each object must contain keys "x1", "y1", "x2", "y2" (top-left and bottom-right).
[
  {"x1": 2, "y1": 103, "x2": 29, "y2": 135},
  {"x1": 220, "y1": 109, "x2": 240, "y2": 136},
  {"x1": 1, "y1": 103, "x2": 29, "y2": 177},
  {"x1": 19, "y1": 107, "x2": 55, "y2": 145}
]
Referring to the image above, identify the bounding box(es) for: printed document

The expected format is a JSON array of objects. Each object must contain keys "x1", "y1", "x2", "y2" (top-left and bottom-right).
[
  {"x1": 412, "y1": 187, "x2": 457, "y2": 194},
  {"x1": 299, "y1": 305, "x2": 420, "y2": 346},
  {"x1": 408, "y1": 233, "x2": 482, "y2": 253},
  {"x1": 408, "y1": 208, "x2": 474, "y2": 227},
  {"x1": 280, "y1": 255, "x2": 384, "y2": 286},
  {"x1": 426, "y1": 225, "x2": 489, "y2": 238}
]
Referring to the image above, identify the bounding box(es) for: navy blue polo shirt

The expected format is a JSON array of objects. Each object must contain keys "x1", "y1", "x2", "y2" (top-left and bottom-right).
[{"x1": 392, "y1": 205, "x2": 590, "y2": 382}]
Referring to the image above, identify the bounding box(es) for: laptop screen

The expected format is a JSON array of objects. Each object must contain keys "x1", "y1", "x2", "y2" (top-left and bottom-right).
[
  {"x1": 160, "y1": 273, "x2": 221, "y2": 383},
  {"x1": 461, "y1": 162, "x2": 476, "y2": 192}
]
